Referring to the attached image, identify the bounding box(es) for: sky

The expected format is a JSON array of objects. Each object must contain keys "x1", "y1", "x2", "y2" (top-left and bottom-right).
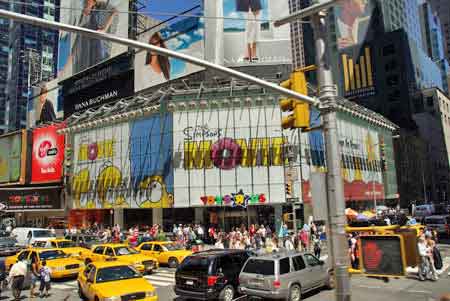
[{"x1": 141, "y1": 0, "x2": 203, "y2": 22}]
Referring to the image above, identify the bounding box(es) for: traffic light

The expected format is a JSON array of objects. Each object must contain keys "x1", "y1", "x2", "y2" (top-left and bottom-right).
[
  {"x1": 283, "y1": 213, "x2": 293, "y2": 223},
  {"x1": 65, "y1": 145, "x2": 72, "y2": 170},
  {"x1": 359, "y1": 235, "x2": 406, "y2": 277},
  {"x1": 279, "y1": 65, "x2": 316, "y2": 129},
  {"x1": 285, "y1": 183, "x2": 292, "y2": 196},
  {"x1": 379, "y1": 142, "x2": 387, "y2": 171}
]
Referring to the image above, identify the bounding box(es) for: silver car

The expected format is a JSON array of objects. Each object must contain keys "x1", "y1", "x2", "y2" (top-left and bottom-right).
[{"x1": 238, "y1": 252, "x2": 334, "y2": 301}]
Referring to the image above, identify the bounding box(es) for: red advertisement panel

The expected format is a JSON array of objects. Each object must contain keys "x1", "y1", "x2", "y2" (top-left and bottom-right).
[{"x1": 31, "y1": 124, "x2": 65, "y2": 183}]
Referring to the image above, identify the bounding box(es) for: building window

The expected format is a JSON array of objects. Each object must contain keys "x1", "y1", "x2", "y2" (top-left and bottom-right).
[
  {"x1": 427, "y1": 96, "x2": 434, "y2": 106},
  {"x1": 383, "y1": 44, "x2": 396, "y2": 56}
]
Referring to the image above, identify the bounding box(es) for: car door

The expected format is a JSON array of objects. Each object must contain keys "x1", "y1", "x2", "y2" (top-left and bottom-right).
[
  {"x1": 217, "y1": 256, "x2": 234, "y2": 287},
  {"x1": 303, "y1": 254, "x2": 325, "y2": 287},
  {"x1": 79, "y1": 264, "x2": 93, "y2": 297},
  {"x1": 138, "y1": 243, "x2": 153, "y2": 257},
  {"x1": 152, "y1": 244, "x2": 165, "y2": 263},
  {"x1": 104, "y1": 247, "x2": 115, "y2": 259},
  {"x1": 292, "y1": 255, "x2": 311, "y2": 290},
  {"x1": 92, "y1": 246, "x2": 106, "y2": 261},
  {"x1": 85, "y1": 266, "x2": 97, "y2": 301}
]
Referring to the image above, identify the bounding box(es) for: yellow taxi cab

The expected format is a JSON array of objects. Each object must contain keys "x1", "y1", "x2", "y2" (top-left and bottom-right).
[
  {"x1": 84, "y1": 243, "x2": 158, "y2": 274},
  {"x1": 33, "y1": 238, "x2": 90, "y2": 258},
  {"x1": 5, "y1": 248, "x2": 84, "y2": 279},
  {"x1": 78, "y1": 260, "x2": 158, "y2": 301},
  {"x1": 136, "y1": 241, "x2": 191, "y2": 268}
]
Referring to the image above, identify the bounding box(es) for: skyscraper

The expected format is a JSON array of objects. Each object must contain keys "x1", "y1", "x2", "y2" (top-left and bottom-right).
[
  {"x1": 429, "y1": 0, "x2": 450, "y2": 61},
  {"x1": 419, "y1": 2, "x2": 450, "y2": 93},
  {"x1": 0, "y1": 0, "x2": 59, "y2": 134}
]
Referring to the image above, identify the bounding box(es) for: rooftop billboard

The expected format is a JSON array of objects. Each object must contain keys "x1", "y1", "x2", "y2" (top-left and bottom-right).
[{"x1": 58, "y1": 0, "x2": 130, "y2": 80}]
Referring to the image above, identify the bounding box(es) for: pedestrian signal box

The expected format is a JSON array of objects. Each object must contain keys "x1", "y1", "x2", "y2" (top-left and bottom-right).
[{"x1": 359, "y1": 235, "x2": 406, "y2": 277}]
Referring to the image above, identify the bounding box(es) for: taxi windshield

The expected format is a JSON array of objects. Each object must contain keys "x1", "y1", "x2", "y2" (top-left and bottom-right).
[
  {"x1": 58, "y1": 241, "x2": 76, "y2": 248},
  {"x1": 114, "y1": 247, "x2": 139, "y2": 256},
  {"x1": 39, "y1": 250, "x2": 67, "y2": 260},
  {"x1": 96, "y1": 266, "x2": 141, "y2": 283},
  {"x1": 163, "y1": 243, "x2": 184, "y2": 251}
]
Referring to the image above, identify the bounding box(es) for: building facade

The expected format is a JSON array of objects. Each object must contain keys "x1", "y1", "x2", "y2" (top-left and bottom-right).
[
  {"x1": 0, "y1": 0, "x2": 60, "y2": 134},
  {"x1": 62, "y1": 85, "x2": 398, "y2": 230},
  {"x1": 428, "y1": 0, "x2": 450, "y2": 62}
]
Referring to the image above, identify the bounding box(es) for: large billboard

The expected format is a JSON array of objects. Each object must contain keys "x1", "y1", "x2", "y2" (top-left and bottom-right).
[
  {"x1": 334, "y1": 0, "x2": 373, "y2": 50},
  {"x1": 172, "y1": 106, "x2": 287, "y2": 207},
  {"x1": 134, "y1": 1, "x2": 204, "y2": 92},
  {"x1": 0, "y1": 131, "x2": 27, "y2": 185},
  {"x1": 71, "y1": 114, "x2": 174, "y2": 209},
  {"x1": 61, "y1": 53, "x2": 134, "y2": 118},
  {"x1": 28, "y1": 79, "x2": 62, "y2": 128},
  {"x1": 31, "y1": 124, "x2": 65, "y2": 184},
  {"x1": 222, "y1": 0, "x2": 291, "y2": 64},
  {"x1": 58, "y1": 0, "x2": 130, "y2": 79}
]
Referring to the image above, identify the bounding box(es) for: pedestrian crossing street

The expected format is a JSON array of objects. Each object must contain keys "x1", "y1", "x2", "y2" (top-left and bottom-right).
[{"x1": 51, "y1": 267, "x2": 176, "y2": 291}]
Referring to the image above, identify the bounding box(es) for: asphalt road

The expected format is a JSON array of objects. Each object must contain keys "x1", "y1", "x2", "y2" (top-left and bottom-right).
[{"x1": 0, "y1": 243, "x2": 448, "y2": 301}]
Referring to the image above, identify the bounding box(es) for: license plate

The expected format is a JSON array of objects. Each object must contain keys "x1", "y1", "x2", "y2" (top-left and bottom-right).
[
  {"x1": 186, "y1": 280, "x2": 194, "y2": 285},
  {"x1": 249, "y1": 281, "x2": 263, "y2": 287}
]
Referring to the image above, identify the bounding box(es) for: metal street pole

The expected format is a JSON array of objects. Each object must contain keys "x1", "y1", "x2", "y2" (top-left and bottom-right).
[
  {"x1": 311, "y1": 12, "x2": 351, "y2": 301},
  {"x1": 0, "y1": 9, "x2": 320, "y2": 108}
]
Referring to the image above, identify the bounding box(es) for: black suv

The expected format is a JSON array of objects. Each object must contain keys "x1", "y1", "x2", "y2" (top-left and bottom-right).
[{"x1": 174, "y1": 249, "x2": 254, "y2": 301}]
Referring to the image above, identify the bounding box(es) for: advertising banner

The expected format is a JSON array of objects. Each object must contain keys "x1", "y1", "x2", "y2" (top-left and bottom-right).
[
  {"x1": 57, "y1": 0, "x2": 130, "y2": 79},
  {"x1": 129, "y1": 114, "x2": 174, "y2": 208},
  {"x1": 0, "y1": 131, "x2": 27, "y2": 185},
  {"x1": 72, "y1": 123, "x2": 131, "y2": 209},
  {"x1": 71, "y1": 115, "x2": 175, "y2": 209},
  {"x1": 134, "y1": 1, "x2": 204, "y2": 92},
  {"x1": 334, "y1": 0, "x2": 373, "y2": 50},
  {"x1": 222, "y1": 0, "x2": 291, "y2": 64},
  {"x1": 31, "y1": 124, "x2": 65, "y2": 184},
  {"x1": 0, "y1": 187, "x2": 62, "y2": 211},
  {"x1": 172, "y1": 106, "x2": 288, "y2": 207},
  {"x1": 28, "y1": 79, "x2": 62, "y2": 128},
  {"x1": 61, "y1": 53, "x2": 134, "y2": 118}
]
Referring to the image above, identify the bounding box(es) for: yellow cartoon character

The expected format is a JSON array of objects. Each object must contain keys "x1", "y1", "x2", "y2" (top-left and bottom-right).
[
  {"x1": 72, "y1": 168, "x2": 93, "y2": 209},
  {"x1": 138, "y1": 175, "x2": 174, "y2": 208},
  {"x1": 96, "y1": 164, "x2": 129, "y2": 209}
]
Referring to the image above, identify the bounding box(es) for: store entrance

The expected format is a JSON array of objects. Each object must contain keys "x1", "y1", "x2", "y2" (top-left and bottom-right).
[
  {"x1": 205, "y1": 206, "x2": 275, "y2": 232},
  {"x1": 124, "y1": 209, "x2": 152, "y2": 229}
]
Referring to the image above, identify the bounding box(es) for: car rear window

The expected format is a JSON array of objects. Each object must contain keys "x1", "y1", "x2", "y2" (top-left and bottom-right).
[
  {"x1": 243, "y1": 259, "x2": 274, "y2": 275},
  {"x1": 178, "y1": 256, "x2": 211, "y2": 274},
  {"x1": 425, "y1": 217, "x2": 446, "y2": 224}
]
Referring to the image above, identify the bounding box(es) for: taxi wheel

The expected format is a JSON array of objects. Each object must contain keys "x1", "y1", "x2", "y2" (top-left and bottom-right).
[
  {"x1": 168, "y1": 258, "x2": 179, "y2": 268},
  {"x1": 78, "y1": 283, "x2": 86, "y2": 301}
]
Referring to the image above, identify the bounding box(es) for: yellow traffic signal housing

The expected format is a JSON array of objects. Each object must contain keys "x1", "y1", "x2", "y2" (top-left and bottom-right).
[
  {"x1": 285, "y1": 183, "x2": 292, "y2": 196},
  {"x1": 283, "y1": 213, "x2": 293, "y2": 223},
  {"x1": 279, "y1": 65, "x2": 316, "y2": 129}
]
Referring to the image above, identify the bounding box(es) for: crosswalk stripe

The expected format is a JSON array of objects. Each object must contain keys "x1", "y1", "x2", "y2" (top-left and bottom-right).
[
  {"x1": 145, "y1": 275, "x2": 175, "y2": 282},
  {"x1": 145, "y1": 279, "x2": 173, "y2": 287}
]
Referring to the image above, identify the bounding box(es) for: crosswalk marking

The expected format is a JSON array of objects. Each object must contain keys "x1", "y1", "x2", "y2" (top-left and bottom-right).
[
  {"x1": 49, "y1": 268, "x2": 176, "y2": 291},
  {"x1": 145, "y1": 268, "x2": 176, "y2": 288},
  {"x1": 145, "y1": 275, "x2": 175, "y2": 283}
]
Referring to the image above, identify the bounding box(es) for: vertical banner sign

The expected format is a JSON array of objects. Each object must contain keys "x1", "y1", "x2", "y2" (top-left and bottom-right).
[
  {"x1": 0, "y1": 131, "x2": 26, "y2": 185},
  {"x1": 31, "y1": 124, "x2": 65, "y2": 183}
]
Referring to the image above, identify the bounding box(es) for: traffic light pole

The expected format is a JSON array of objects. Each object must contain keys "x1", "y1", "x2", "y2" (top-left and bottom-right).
[{"x1": 312, "y1": 13, "x2": 351, "y2": 301}]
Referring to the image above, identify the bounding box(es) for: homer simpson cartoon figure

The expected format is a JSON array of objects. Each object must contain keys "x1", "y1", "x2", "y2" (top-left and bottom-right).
[{"x1": 137, "y1": 175, "x2": 174, "y2": 208}]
